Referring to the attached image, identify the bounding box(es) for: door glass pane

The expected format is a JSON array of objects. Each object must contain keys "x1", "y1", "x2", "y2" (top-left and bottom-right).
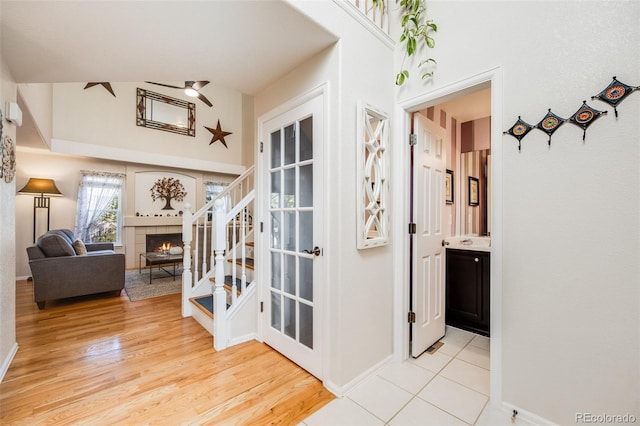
[
  {"x1": 284, "y1": 124, "x2": 296, "y2": 165},
  {"x1": 300, "y1": 302, "x2": 313, "y2": 349},
  {"x1": 270, "y1": 171, "x2": 281, "y2": 208},
  {"x1": 271, "y1": 291, "x2": 281, "y2": 331},
  {"x1": 284, "y1": 296, "x2": 296, "y2": 339},
  {"x1": 284, "y1": 168, "x2": 295, "y2": 208},
  {"x1": 299, "y1": 211, "x2": 312, "y2": 254},
  {"x1": 283, "y1": 212, "x2": 296, "y2": 252},
  {"x1": 300, "y1": 257, "x2": 313, "y2": 302},
  {"x1": 271, "y1": 129, "x2": 281, "y2": 168},
  {"x1": 300, "y1": 165, "x2": 313, "y2": 207},
  {"x1": 300, "y1": 117, "x2": 313, "y2": 162},
  {"x1": 270, "y1": 212, "x2": 281, "y2": 249},
  {"x1": 283, "y1": 254, "x2": 296, "y2": 295},
  {"x1": 271, "y1": 252, "x2": 281, "y2": 290}
]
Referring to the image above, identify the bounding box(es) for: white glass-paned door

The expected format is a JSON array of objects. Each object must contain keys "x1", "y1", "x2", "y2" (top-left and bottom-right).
[{"x1": 263, "y1": 94, "x2": 323, "y2": 378}]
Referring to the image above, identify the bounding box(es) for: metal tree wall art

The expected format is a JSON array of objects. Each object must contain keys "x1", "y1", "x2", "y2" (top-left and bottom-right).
[
  {"x1": 591, "y1": 76, "x2": 639, "y2": 117},
  {"x1": 150, "y1": 177, "x2": 186, "y2": 210}
]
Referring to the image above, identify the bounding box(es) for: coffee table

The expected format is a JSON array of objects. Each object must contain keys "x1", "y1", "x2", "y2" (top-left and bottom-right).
[{"x1": 139, "y1": 252, "x2": 183, "y2": 284}]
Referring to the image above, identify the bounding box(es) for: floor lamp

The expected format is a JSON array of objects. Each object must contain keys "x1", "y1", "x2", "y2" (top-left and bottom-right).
[{"x1": 18, "y1": 178, "x2": 63, "y2": 243}]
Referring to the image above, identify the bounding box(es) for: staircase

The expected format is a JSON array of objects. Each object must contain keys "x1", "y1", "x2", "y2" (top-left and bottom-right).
[{"x1": 181, "y1": 166, "x2": 257, "y2": 350}]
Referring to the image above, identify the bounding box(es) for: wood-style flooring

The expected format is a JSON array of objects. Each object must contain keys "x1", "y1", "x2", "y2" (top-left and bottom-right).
[{"x1": 1, "y1": 280, "x2": 334, "y2": 425}]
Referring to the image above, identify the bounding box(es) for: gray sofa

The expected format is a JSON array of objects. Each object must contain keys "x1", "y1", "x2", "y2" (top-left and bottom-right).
[{"x1": 26, "y1": 229, "x2": 125, "y2": 309}]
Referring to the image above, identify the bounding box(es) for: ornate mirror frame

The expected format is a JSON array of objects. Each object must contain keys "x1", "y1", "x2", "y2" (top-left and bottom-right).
[
  {"x1": 356, "y1": 102, "x2": 389, "y2": 249},
  {"x1": 136, "y1": 88, "x2": 196, "y2": 136}
]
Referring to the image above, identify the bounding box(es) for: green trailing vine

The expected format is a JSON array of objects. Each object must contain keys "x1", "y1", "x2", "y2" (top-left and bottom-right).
[{"x1": 372, "y1": 0, "x2": 437, "y2": 85}]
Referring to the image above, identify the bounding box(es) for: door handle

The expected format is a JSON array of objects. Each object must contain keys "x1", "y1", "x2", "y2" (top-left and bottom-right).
[{"x1": 303, "y1": 246, "x2": 322, "y2": 256}]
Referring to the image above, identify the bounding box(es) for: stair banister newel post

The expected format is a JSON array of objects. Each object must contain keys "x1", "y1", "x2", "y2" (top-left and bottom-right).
[
  {"x1": 213, "y1": 198, "x2": 228, "y2": 350},
  {"x1": 181, "y1": 204, "x2": 193, "y2": 318}
]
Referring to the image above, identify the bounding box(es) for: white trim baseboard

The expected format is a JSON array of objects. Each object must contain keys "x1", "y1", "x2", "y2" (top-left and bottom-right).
[
  {"x1": 502, "y1": 401, "x2": 558, "y2": 426},
  {"x1": 323, "y1": 354, "x2": 393, "y2": 398},
  {"x1": 0, "y1": 343, "x2": 19, "y2": 383}
]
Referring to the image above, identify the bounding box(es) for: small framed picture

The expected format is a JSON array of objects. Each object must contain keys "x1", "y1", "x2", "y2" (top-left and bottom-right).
[
  {"x1": 445, "y1": 169, "x2": 454, "y2": 204},
  {"x1": 468, "y1": 176, "x2": 479, "y2": 206}
]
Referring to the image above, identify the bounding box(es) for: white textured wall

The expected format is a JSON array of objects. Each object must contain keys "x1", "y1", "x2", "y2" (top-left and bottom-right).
[
  {"x1": 256, "y1": 1, "x2": 395, "y2": 390},
  {"x1": 397, "y1": 1, "x2": 639, "y2": 423},
  {"x1": 0, "y1": 48, "x2": 18, "y2": 380}
]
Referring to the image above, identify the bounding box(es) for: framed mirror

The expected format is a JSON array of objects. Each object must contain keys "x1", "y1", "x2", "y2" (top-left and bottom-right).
[{"x1": 136, "y1": 88, "x2": 195, "y2": 136}]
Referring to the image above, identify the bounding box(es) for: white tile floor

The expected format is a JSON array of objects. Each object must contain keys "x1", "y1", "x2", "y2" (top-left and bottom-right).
[{"x1": 302, "y1": 326, "x2": 531, "y2": 426}]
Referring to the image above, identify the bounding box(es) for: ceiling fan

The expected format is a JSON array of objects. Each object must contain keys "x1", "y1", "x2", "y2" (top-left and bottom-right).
[{"x1": 145, "y1": 80, "x2": 212, "y2": 107}]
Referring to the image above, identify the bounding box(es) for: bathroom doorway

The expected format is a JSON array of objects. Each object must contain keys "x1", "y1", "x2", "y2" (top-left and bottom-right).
[{"x1": 395, "y1": 67, "x2": 504, "y2": 403}]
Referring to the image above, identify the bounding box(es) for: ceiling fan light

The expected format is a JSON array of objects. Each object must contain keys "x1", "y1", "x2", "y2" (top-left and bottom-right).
[{"x1": 184, "y1": 87, "x2": 198, "y2": 97}]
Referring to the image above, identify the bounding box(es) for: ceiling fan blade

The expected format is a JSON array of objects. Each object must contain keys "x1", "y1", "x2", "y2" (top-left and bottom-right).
[
  {"x1": 145, "y1": 81, "x2": 184, "y2": 90},
  {"x1": 192, "y1": 81, "x2": 210, "y2": 91},
  {"x1": 197, "y1": 92, "x2": 213, "y2": 107}
]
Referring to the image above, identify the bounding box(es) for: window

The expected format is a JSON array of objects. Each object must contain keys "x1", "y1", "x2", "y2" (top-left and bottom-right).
[
  {"x1": 205, "y1": 181, "x2": 230, "y2": 211},
  {"x1": 74, "y1": 171, "x2": 125, "y2": 244}
]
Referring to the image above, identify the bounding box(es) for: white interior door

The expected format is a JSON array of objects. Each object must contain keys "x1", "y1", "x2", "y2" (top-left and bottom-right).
[
  {"x1": 262, "y1": 95, "x2": 323, "y2": 379},
  {"x1": 412, "y1": 112, "x2": 446, "y2": 357}
]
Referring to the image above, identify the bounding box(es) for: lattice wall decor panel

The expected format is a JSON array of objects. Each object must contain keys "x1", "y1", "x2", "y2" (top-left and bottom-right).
[{"x1": 356, "y1": 102, "x2": 389, "y2": 249}]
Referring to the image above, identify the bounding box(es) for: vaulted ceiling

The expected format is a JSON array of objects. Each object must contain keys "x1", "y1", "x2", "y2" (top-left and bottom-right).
[{"x1": 1, "y1": 1, "x2": 338, "y2": 95}]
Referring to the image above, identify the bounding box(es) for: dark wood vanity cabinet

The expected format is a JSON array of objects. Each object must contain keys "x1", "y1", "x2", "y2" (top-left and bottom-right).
[{"x1": 445, "y1": 249, "x2": 490, "y2": 336}]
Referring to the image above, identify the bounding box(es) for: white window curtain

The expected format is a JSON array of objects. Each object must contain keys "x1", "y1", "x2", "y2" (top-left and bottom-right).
[
  {"x1": 205, "y1": 181, "x2": 230, "y2": 213},
  {"x1": 74, "y1": 171, "x2": 125, "y2": 243}
]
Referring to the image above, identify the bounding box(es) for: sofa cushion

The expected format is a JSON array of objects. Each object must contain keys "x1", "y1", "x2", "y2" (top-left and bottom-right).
[
  {"x1": 37, "y1": 233, "x2": 76, "y2": 257},
  {"x1": 72, "y1": 239, "x2": 88, "y2": 256}
]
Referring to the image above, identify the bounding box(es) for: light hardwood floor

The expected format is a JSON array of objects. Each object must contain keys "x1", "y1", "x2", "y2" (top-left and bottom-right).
[{"x1": 1, "y1": 280, "x2": 334, "y2": 425}]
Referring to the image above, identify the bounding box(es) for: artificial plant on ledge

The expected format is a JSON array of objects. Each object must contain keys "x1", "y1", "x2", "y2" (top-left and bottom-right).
[{"x1": 373, "y1": 0, "x2": 437, "y2": 85}]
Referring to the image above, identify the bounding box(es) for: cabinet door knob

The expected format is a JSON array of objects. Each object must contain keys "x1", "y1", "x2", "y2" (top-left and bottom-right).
[{"x1": 474, "y1": 258, "x2": 479, "y2": 262}]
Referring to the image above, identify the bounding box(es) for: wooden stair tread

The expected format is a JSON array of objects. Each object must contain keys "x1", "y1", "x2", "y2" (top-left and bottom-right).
[
  {"x1": 227, "y1": 257, "x2": 254, "y2": 270},
  {"x1": 189, "y1": 296, "x2": 213, "y2": 319},
  {"x1": 208, "y1": 275, "x2": 250, "y2": 296},
  {"x1": 245, "y1": 241, "x2": 254, "y2": 247}
]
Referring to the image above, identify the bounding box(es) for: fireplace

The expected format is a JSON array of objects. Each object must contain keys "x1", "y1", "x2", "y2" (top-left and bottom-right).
[{"x1": 145, "y1": 233, "x2": 183, "y2": 254}]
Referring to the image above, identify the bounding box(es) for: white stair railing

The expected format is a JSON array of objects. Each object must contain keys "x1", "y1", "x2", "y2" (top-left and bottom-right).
[
  {"x1": 347, "y1": 0, "x2": 389, "y2": 34},
  {"x1": 181, "y1": 166, "x2": 255, "y2": 329}
]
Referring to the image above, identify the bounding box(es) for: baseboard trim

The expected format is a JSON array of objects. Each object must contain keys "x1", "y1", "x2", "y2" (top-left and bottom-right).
[
  {"x1": 227, "y1": 333, "x2": 258, "y2": 347},
  {"x1": 501, "y1": 401, "x2": 558, "y2": 426},
  {"x1": 0, "y1": 343, "x2": 19, "y2": 383},
  {"x1": 323, "y1": 354, "x2": 393, "y2": 398}
]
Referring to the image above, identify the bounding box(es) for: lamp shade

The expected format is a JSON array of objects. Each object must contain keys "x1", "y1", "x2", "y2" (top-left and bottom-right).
[{"x1": 18, "y1": 178, "x2": 63, "y2": 196}]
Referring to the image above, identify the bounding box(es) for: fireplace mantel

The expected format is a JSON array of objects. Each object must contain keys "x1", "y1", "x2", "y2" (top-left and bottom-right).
[{"x1": 123, "y1": 216, "x2": 183, "y2": 227}]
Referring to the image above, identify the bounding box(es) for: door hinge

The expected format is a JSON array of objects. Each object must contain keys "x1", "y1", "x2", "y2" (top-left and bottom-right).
[
  {"x1": 260, "y1": 141, "x2": 264, "y2": 153},
  {"x1": 408, "y1": 311, "x2": 416, "y2": 323},
  {"x1": 409, "y1": 134, "x2": 417, "y2": 146},
  {"x1": 408, "y1": 223, "x2": 417, "y2": 234},
  {"x1": 260, "y1": 222, "x2": 264, "y2": 232},
  {"x1": 260, "y1": 301, "x2": 264, "y2": 313}
]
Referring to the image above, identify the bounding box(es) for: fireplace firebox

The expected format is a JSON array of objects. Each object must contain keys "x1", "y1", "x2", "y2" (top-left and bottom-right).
[{"x1": 145, "y1": 233, "x2": 183, "y2": 254}]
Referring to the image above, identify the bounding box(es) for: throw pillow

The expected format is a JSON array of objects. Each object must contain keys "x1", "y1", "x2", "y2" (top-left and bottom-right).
[
  {"x1": 72, "y1": 239, "x2": 88, "y2": 256},
  {"x1": 37, "y1": 233, "x2": 76, "y2": 257}
]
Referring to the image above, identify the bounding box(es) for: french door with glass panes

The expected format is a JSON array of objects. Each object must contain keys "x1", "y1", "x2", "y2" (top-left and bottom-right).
[{"x1": 262, "y1": 94, "x2": 323, "y2": 378}]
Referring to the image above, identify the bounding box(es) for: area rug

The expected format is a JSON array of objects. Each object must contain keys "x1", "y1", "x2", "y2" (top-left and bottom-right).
[{"x1": 124, "y1": 269, "x2": 182, "y2": 302}]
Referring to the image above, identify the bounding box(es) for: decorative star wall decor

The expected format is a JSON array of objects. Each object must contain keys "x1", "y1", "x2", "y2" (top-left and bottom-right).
[
  {"x1": 205, "y1": 120, "x2": 232, "y2": 148},
  {"x1": 84, "y1": 82, "x2": 116, "y2": 97}
]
